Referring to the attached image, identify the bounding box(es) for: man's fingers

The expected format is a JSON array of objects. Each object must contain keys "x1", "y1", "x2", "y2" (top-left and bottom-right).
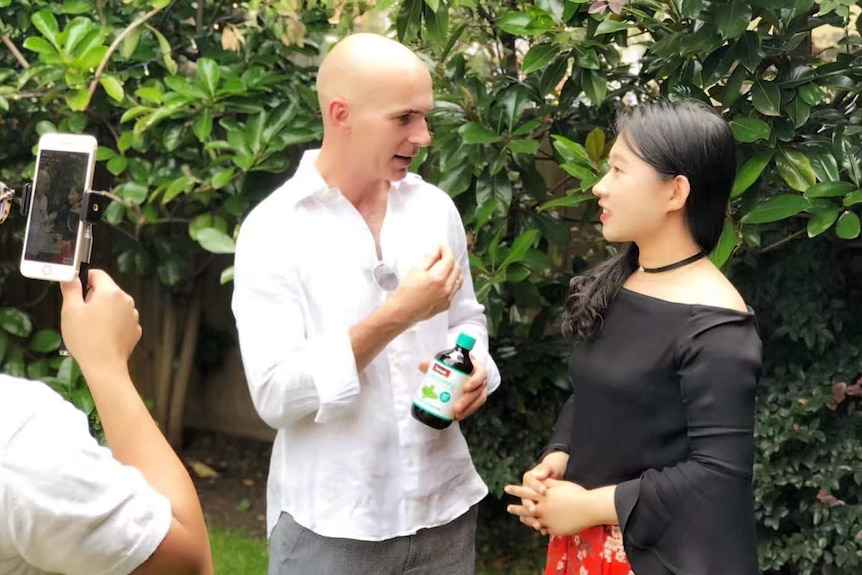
[
  {"x1": 454, "y1": 387, "x2": 486, "y2": 420},
  {"x1": 419, "y1": 246, "x2": 444, "y2": 271}
]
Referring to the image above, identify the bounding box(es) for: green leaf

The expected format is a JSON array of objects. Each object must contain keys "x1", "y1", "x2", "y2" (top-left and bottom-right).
[
  {"x1": 594, "y1": 20, "x2": 629, "y2": 36},
  {"x1": 806, "y1": 206, "x2": 840, "y2": 237},
  {"x1": 23, "y1": 37, "x2": 58, "y2": 55},
  {"x1": 804, "y1": 181, "x2": 855, "y2": 198},
  {"x1": 497, "y1": 11, "x2": 555, "y2": 35},
  {"x1": 522, "y1": 43, "x2": 559, "y2": 74},
  {"x1": 842, "y1": 190, "x2": 862, "y2": 207},
  {"x1": 424, "y1": 0, "x2": 439, "y2": 12},
  {"x1": 500, "y1": 229, "x2": 539, "y2": 269},
  {"x1": 715, "y1": 0, "x2": 752, "y2": 39},
  {"x1": 29, "y1": 329, "x2": 61, "y2": 353},
  {"x1": 196, "y1": 58, "x2": 220, "y2": 97},
  {"x1": 810, "y1": 153, "x2": 840, "y2": 183},
  {"x1": 114, "y1": 181, "x2": 148, "y2": 205},
  {"x1": 708, "y1": 218, "x2": 737, "y2": 269},
  {"x1": 681, "y1": 0, "x2": 703, "y2": 19},
  {"x1": 776, "y1": 149, "x2": 816, "y2": 191},
  {"x1": 211, "y1": 168, "x2": 235, "y2": 190},
  {"x1": 56, "y1": 356, "x2": 81, "y2": 387},
  {"x1": 734, "y1": 31, "x2": 763, "y2": 72},
  {"x1": 459, "y1": 122, "x2": 502, "y2": 144},
  {"x1": 835, "y1": 211, "x2": 861, "y2": 239},
  {"x1": 220, "y1": 265, "x2": 234, "y2": 285},
  {"x1": 63, "y1": 16, "x2": 94, "y2": 54},
  {"x1": 99, "y1": 75, "x2": 124, "y2": 102},
  {"x1": 395, "y1": 0, "x2": 422, "y2": 42},
  {"x1": 582, "y1": 69, "x2": 607, "y2": 105},
  {"x1": 104, "y1": 201, "x2": 125, "y2": 225},
  {"x1": 147, "y1": 25, "x2": 176, "y2": 75},
  {"x1": 585, "y1": 128, "x2": 605, "y2": 164},
  {"x1": 729, "y1": 118, "x2": 770, "y2": 143},
  {"x1": 193, "y1": 108, "x2": 213, "y2": 142},
  {"x1": 785, "y1": 98, "x2": 810, "y2": 129},
  {"x1": 424, "y1": 0, "x2": 448, "y2": 45},
  {"x1": 106, "y1": 155, "x2": 128, "y2": 175},
  {"x1": 0, "y1": 308, "x2": 33, "y2": 338},
  {"x1": 189, "y1": 214, "x2": 227, "y2": 241},
  {"x1": 122, "y1": 27, "x2": 142, "y2": 59},
  {"x1": 741, "y1": 194, "x2": 811, "y2": 224},
  {"x1": 798, "y1": 84, "x2": 821, "y2": 105},
  {"x1": 65, "y1": 89, "x2": 91, "y2": 111},
  {"x1": 840, "y1": 140, "x2": 862, "y2": 186},
  {"x1": 508, "y1": 139, "x2": 540, "y2": 155},
  {"x1": 731, "y1": 151, "x2": 773, "y2": 198},
  {"x1": 551, "y1": 135, "x2": 590, "y2": 164},
  {"x1": 538, "y1": 193, "x2": 595, "y2": 212},
  {"x1": 162, "y1": 176, "x2": 191, "y2": 204},
  {"x1": 3, "y1": 349, "x2": 25, "y2": 378},
  {"x1": 752, "y1": 78, "x2": 782, "y2": 116},
  {"x1": 196, "y1": 228, "x2": 236, "y2": 254},
  {"x1": 31, "y1": 10, "x2": 60, "y2": 48},
  {"x1": 61, "y1": 0, "x2": 94, "y2": 14},
  {"x1": 722, "y1": 65, "x2": 747, "y2": 107}
]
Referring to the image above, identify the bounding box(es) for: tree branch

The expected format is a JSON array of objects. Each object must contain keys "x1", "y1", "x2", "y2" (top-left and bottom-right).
[
  {"x1": 86, "y1": 7, "x2": 162, "y2": 107},
  {"x1": 1, "y1": 34, "x2": 29, "y2": 68},
  {"x1": 757, "y1": 228, "x2": 807, "y2": 254}
]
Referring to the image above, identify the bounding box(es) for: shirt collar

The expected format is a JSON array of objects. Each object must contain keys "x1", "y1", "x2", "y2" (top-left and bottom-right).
[{"x1": 288, "y1": 148, "x2": 424, "y2": 205}]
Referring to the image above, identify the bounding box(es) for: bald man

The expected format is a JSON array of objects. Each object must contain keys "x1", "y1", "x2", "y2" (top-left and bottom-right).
[{"x1": 232, "y1": 33, "x2": 501, "y2": 574}]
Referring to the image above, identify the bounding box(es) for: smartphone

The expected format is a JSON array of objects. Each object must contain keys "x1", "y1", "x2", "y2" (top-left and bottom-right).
[{"x1": 20, "y1": 133, "x2": 97, "y2": 282}]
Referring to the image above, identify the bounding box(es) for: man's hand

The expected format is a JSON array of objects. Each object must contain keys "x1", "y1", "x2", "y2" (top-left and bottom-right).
[
  {"x1": 389, "y1": 245, "x2": 462, "y2": 324},
  {"x1": 417, "y1": 353, "x2": 487, "y2": 421},
  {"x1": 504, "y1": 451, "x2": 569, "y2": 534},
  {"x1": 59, "y1": 269, "x2": 141, "y2": 373}
]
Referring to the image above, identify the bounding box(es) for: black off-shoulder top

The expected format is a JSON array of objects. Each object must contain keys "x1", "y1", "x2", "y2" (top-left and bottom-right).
[{"x1": 544, "y1": 288, "x2": 762, "y2": 575}]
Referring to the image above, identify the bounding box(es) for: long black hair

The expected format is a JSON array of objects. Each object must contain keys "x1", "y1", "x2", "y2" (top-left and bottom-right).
[{"x1": 562, "y1": 99, "x2": 736, "y2": 342}]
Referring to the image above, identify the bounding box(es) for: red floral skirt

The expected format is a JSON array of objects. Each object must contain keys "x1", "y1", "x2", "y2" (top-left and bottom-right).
[{"x1": 545, "y1": 525, "x2": 634, "y2": 575}]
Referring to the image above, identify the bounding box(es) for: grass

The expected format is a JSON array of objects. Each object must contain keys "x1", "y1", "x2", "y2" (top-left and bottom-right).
[
  {"x1": 209, "y1": 529, "x2": 268, "y2": 575},
  {"x1": 209, "y1": 528, "x2": 543, "y2": 575}
]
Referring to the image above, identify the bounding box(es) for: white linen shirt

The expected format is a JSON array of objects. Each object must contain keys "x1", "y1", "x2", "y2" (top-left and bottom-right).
[
  {"x1": 0, "y1": 375, "x2": 171, "y2": 575},
  {"x1": 232, "y1": 149, "x2": 501, "y2": 541}
]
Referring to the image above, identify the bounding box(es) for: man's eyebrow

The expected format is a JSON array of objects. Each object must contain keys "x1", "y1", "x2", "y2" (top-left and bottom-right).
[{"x1": 392, "y1": 109, "x2": 427, "y2": 116}]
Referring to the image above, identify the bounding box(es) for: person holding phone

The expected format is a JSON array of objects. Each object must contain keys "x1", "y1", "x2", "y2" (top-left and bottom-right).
[
  {"x1": 0, "y1": 269, "x2": 213, "y2": 575},
  {"x1": 232, "y1": 33, "x2": 501, "y2": 575},
  {"x1": 504, "y1": 100, "x2": 762, "y2": 575}
]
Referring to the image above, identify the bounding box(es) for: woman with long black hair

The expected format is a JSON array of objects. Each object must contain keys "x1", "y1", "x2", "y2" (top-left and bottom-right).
[{"x1": 505, "y1": 99, "x2": 762, "y2": 575}]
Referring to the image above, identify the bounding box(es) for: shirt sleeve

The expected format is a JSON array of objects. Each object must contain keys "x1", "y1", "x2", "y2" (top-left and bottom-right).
[
  {"x1": 232, "y1": 206, "x2": 362, "y2": 427},
  {"x1": 613, "y1": 310, "x2": 761, "y2": 575},
  {"x1": 539, "y1": 395, "x2": 574, "y2": 461},
  {"x1": 1, "y1": 398, "x2": 172, "y2": 575},
  {"x1": 444, "y1": 201, "x2": 501, "y2": 394}
]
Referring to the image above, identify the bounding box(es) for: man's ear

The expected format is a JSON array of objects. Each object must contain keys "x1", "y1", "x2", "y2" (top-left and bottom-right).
[
  {"x1": 666, "y1": 174, "x2": 691, "y2": 213},
  {"x1": 327, "y1": 98, "x2": 350, "y2": 128}
]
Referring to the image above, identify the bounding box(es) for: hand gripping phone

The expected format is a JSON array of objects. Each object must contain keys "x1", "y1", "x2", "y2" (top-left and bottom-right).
[{"x1": 20, "y1": 133, "x2": 97, "y2": 282}]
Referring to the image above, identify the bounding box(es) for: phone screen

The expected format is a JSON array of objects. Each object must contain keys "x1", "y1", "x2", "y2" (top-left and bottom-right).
[{"x1": 23, "y1": 149, "x2": 89, "y2": 265}]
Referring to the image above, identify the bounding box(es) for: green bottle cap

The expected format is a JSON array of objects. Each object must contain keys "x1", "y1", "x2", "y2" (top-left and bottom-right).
[{"x1": 455, "y1": 333, "x2": 476, "y2": 350}]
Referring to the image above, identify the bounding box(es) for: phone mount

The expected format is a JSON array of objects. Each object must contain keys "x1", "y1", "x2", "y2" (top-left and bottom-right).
[{"x1": 20, "y1": 184, "x2": 111, "y2": 356}]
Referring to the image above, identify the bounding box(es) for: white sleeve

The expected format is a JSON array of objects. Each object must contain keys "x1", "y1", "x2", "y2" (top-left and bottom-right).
[
  {"x1": 232, "y1": 209, "x2": 362, "y2": 427},
  {"x1": 1, "y1": 399, "x2": 172, "y2": 575}
]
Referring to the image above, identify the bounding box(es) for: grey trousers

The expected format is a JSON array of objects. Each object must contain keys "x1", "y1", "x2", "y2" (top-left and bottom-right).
[{"x1": 268, "y1": 505, "x2": 478, "y2": 575}]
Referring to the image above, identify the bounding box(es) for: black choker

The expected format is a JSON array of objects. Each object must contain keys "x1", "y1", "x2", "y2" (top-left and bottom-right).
[{"x1": 639, "y1": 251, "x2": 707, "y2": 273}]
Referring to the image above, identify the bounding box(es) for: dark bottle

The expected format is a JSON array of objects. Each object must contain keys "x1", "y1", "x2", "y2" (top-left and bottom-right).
[{"x1": 411, "y1": 333, "x2": 476, "y2": 429}]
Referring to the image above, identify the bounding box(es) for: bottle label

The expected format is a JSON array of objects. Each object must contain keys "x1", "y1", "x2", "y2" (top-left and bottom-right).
[{"x1": 412, "y1": 359, "x2": 470, "y2": 421}]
